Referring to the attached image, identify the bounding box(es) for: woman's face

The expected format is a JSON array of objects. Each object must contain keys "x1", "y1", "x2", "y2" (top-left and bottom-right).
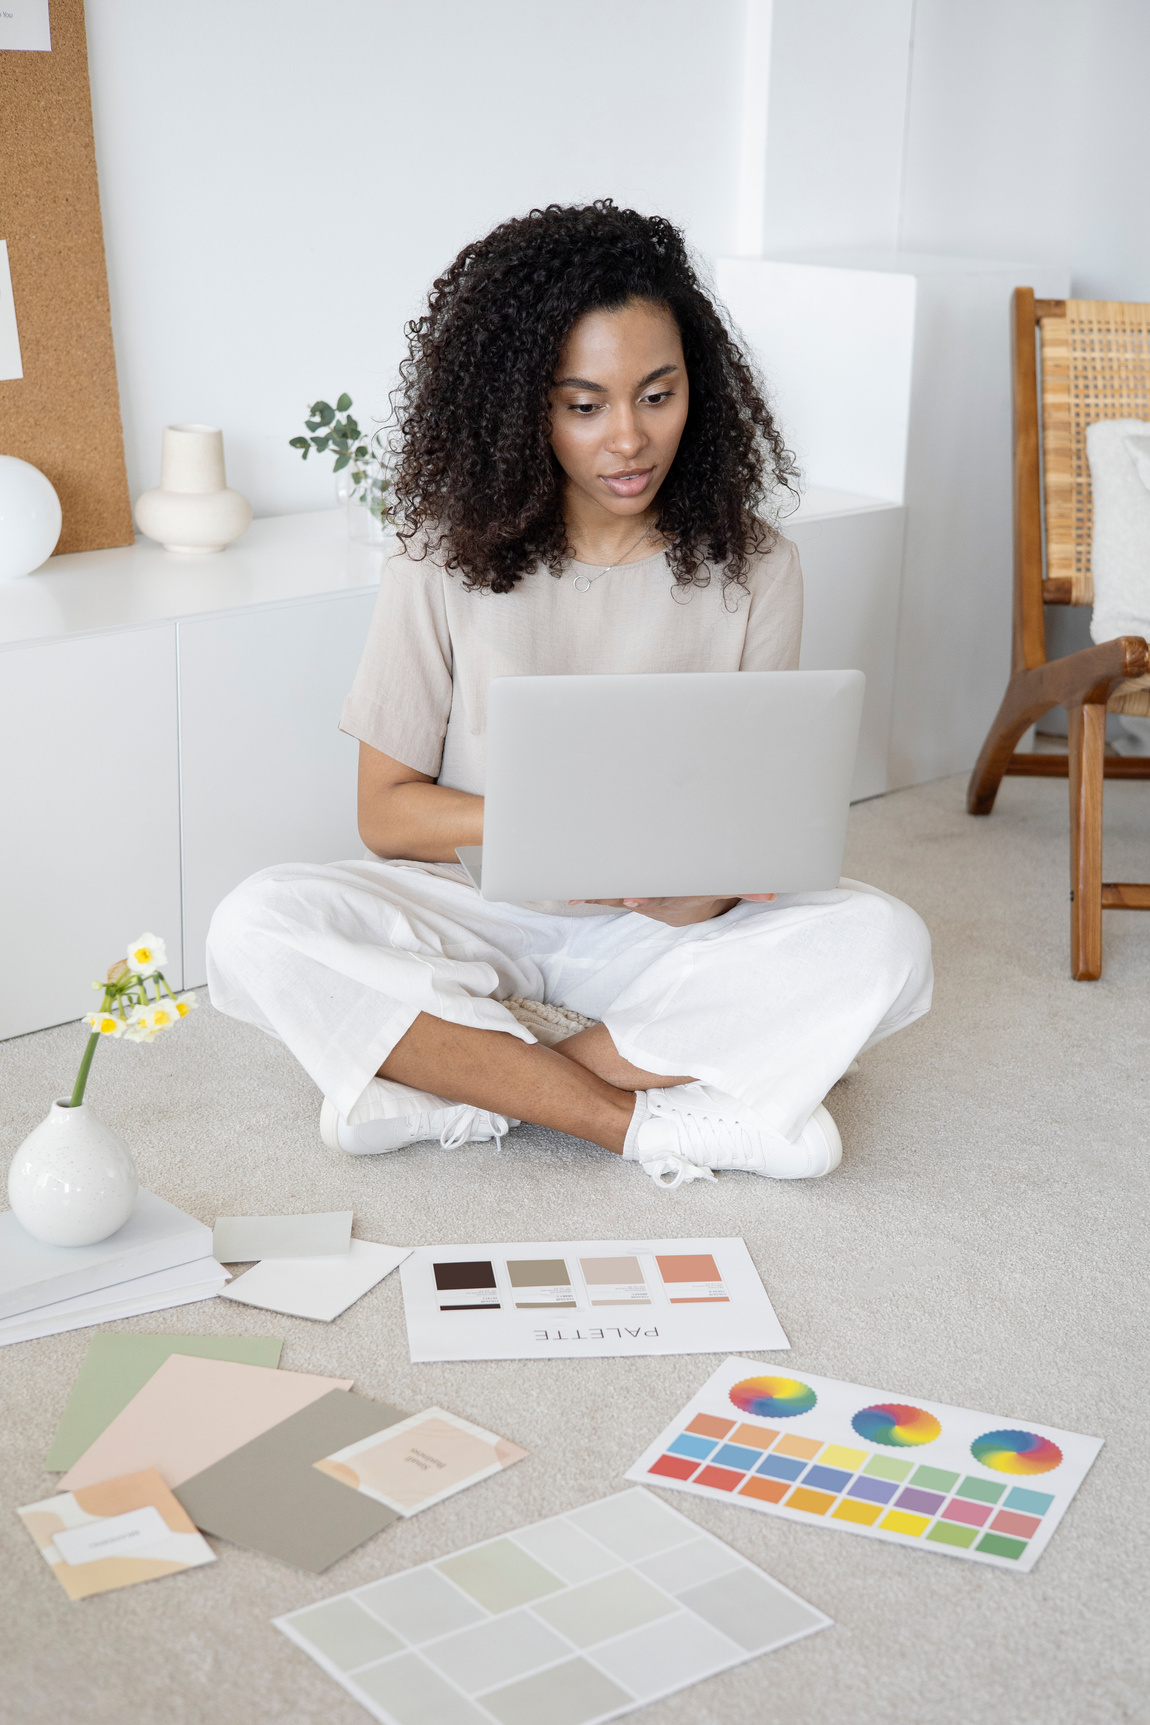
[{"x1": 548, "y1": 297, "x2": 689, "y2": 521}]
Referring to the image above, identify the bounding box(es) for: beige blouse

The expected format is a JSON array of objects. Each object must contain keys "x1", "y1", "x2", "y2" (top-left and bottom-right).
[{"x1": 340, "y1": 536, "x2": 804, "y2": 795}]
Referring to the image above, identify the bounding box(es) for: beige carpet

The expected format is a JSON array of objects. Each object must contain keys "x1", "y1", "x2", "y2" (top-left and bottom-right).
[{"x1": 1, "y1": 773, "x2": 1147, "y2": 1725}]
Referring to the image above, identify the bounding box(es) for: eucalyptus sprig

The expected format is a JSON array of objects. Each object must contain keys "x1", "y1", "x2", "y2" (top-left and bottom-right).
[{"x1": 289, "y1": 393, "x2": 394, "y2": 522}]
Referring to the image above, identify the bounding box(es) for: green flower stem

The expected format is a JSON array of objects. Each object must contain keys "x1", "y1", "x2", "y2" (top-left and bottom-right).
[{"x1": 70, "y1": 1031, "x2": 100, "y2": 1108}]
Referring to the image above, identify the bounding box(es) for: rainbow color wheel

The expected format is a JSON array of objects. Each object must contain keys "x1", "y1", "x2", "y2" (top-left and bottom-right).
[
  {"x1": 729, "y1": 1376, "x2": 817, "y2": 1419},
  {"x1": 970, "y1": 1429, "x2": 1063, "y2": 1475},
  {"x1": 851, "y1": 1403, "x2": 942, "y2": 1447}
]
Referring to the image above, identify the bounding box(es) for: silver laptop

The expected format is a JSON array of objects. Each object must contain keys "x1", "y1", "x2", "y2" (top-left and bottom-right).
[{"x1": 456, "y1": 669, "x2": 864, "y2": 903}]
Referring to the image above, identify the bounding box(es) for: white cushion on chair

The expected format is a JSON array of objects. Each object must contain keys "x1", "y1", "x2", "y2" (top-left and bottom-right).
[{"x1": 1087, "y1": 417, "x2": 1150, "y2": 644}]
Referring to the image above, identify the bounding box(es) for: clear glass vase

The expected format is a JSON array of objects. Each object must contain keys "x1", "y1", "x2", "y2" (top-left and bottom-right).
[{"x1": 335, "y1": 457, "x2": 392, "y2": 544}]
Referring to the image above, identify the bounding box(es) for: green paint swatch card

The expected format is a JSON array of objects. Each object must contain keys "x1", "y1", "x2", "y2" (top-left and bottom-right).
[{"x1": 45, "y1": 1332, "x2": 284, "y2": 1470}]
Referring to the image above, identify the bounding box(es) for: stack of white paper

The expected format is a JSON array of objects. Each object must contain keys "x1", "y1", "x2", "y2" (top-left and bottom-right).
[{"x1": 0, "y1": 1191, "x2": 222, "y2": 1348}]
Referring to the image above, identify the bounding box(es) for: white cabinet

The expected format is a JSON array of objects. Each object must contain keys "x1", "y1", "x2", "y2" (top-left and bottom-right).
[
  {"x1": 177, "y1": 590, "x2": 374, "y2": 986},
  {"x1": 0, "y1": 625, "x2": 183, "y2": 1038}
]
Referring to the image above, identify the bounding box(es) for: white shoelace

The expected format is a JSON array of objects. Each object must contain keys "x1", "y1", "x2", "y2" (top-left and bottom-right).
[
  {"x1": 438, "y1": 1106, "x2": 510, "y2": 1151},
  {"x1": 638, "y1": 1154, "x2": 716, "y2": 1189},
  {"x1": 645, "y1": 1093, "x2": 766, "y2": 1172}
]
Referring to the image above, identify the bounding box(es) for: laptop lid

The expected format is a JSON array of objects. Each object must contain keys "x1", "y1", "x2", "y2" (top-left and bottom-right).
[{"x1": 472, "y1": 670, "x2": 864, "y2": 903}]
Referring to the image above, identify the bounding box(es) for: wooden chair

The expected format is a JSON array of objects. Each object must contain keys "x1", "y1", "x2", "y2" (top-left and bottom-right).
[{"x1": 968, "y1": 289, "x2": 1150, "y2": 978}]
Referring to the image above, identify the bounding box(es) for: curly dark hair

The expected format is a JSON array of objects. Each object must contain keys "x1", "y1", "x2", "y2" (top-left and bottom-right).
[{"x1": 391, "y1": 200, "x2": 798, "y2": 594}]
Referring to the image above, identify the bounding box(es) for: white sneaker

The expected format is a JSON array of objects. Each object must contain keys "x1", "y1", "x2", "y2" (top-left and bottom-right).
[
  {"x1": 320, "y1": 1096, "x2": 515, "y2": 1156},
  {"x1": 624, "y1": 1082, "x2": 842, "y2": 1188}
]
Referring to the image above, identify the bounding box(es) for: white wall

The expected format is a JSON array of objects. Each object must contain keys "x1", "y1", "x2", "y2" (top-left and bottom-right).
[{"x1": 84, "y1": 0, "x2": 744, "y2": 519}]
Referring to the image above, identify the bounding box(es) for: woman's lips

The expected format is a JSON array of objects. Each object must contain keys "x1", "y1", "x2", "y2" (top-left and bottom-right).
[{"x1": 601, "y1": 468, "x2": 654, "y2": 497}]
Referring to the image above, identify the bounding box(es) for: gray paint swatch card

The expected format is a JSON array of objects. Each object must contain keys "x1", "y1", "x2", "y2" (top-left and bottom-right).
[
  {"x1": 213, "y1": 1211, "x2": 353, "y2": 1262},
  {"x1": 175, "y1": 1390, "x2": 409, "y2": 1572}
]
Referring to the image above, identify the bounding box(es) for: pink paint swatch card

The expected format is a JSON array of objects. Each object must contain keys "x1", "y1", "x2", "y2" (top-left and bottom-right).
[{"x1": 315, "y1": 1407, "x2": 527, "y2": 1516}]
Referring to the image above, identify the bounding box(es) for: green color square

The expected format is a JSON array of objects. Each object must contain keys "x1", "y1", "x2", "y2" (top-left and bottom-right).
[
  {"x1": 956, "y1": 1476, "x2": 1006, "y2": 1505},
  {"x1": 482, "y1": 1656, "x2": 632, "y2": 1725},
  {"x1": 977, "y1": 1532, "x2": 1027, "y2": 1560},
  {"x1": 437, "y1": 1539, "x2": 564, "y2": 1614},
  {"x1": 532, "y1": 1569, "x2": 676, "y2": 1648},
  {"x1": 862, "y1": 1455, "x2": 914, "y2": 1482},
  {"x1": 289, "y1": 1599, "x2": 402, "y2": 1672},
  {"x1": 910, "y1": 1466, "x2": 960, "y2": 1492},
  {"x1": 926, "y1": 1521, "x2": 979, "y2": 1550}
]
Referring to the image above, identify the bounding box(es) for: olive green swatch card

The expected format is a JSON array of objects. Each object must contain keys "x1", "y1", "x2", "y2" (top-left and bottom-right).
[{"x1": 45, "y1": 1332, "x2": 284, "y2": 1471}]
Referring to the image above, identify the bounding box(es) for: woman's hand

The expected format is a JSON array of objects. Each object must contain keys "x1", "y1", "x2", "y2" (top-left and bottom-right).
[{"x1": 572, "y1": 894, "x2": 776, "y2": 927}]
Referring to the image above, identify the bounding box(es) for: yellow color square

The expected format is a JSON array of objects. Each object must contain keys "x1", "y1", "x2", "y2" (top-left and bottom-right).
[
  {"x1": 775, "y1": 1434, "x2": 822, "y2": 1461},
  {"x1": 832, "y1": 1497, "x2": 883, "y2": 1527},
  {"x1": 786, "y1": 1486, "x2": 835, "y2": 1516},
  {"x1": 880, "y1": 1509, "x2": 930, "y2": 1537},
  {"x1": 820, "y1": 1445, "x2": 867, "y2": 1471}
]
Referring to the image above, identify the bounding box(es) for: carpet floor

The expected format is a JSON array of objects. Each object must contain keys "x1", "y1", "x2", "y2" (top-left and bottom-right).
[{"x1": 1, "y1": 772, "x2": 1147, "y2": 1725}]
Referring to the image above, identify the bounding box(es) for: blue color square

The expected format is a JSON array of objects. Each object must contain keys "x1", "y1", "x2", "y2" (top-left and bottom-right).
[
  {"x1": 668, "y1": 1433, "x2": 717, "y2": 1462},
  {"x1": 802, "y1": 1465, "x2": 851, "y2": 1494},
  {"x1": 711, "y1": 1444, "x2": 760, "y2": 1473},
  {"x1": 846, "y1": 1474, "x2": 899, "y2": 1505},
  {"x1": 757, "y1": 1453, "x2": 806, "y2": 1482},
  {"x1": 1003, "y1": 1486, "x2": 1055, "y2": 1516}
]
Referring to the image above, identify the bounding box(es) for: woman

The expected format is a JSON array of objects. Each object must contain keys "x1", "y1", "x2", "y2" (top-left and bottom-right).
[{"x1": 208, "y1": 202, "x2": 931, "y2": 1188}]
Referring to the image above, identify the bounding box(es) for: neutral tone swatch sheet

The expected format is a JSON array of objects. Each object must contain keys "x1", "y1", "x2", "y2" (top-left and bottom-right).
[
  {"x1": 46, "y1": 1333, "x2": 284, "y2": 1470},
  {"x1": 18, "y1": 1468, "x2": 214, "y2": 1601},
  {"x1": 627, "y1": 1357, "x2": 1103, "y2": 1573},
  {"x1": 212, "y1": 1211, "x2": 352, "y2": 1262},
  {"x1": 59, "y1": 1353, "x2": 352, "y2": 1491},
  {"x1": 276, "y1": 1487, "x2": 830, "y2": 1725},
  {"x1": 175, "y1": 1390, "x2": 409, "y2": 1573},
  {"x1": 401, "y1": 1238, "x2": 788, "y2": 1362},
  {"x1": 316, "y1": 1407, "x2": 528, "y2": 1518},
  {"x1": 221, "y1": 1240, "x2": 411, "y2": 1321}
]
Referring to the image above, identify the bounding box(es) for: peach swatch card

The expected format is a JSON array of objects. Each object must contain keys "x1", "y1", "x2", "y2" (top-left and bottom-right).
[
  {"x1": 314, "y1": 1407, "x2": 527, "y2": 1516},
  {"x1": 17, "y1": 1467, "x2": 215, "y2": 1600}
]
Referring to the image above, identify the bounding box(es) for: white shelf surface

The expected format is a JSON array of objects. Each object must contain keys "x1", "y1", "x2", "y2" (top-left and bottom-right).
[{"x1": 0, "y1": 510, "x2": 392, "y2": 648}]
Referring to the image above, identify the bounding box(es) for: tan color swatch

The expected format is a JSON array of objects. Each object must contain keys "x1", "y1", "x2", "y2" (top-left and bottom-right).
[
  {"x1": 314, "y1": 1406, "x2": 527, "y2": 1517},
  {"x1": 60, "y1": 1353, "x2": 352, "y2": 1491},
  {"x1": 18, "y1": 1468, "x2": 214, "y2": 1601}
]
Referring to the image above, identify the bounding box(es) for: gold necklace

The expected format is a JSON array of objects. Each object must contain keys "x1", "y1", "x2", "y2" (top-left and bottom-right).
[{"x1": 571, "y1": 524, "x2": 656, "y2": 593}]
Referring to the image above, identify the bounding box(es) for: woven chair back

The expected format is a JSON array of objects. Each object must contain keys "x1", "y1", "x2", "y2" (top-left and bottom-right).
[{"x1": 1039, "y1": 299, "x2": 1150, "y2": 605}]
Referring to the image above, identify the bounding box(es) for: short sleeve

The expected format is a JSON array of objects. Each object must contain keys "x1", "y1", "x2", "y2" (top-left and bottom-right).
[
  {"x1": 339, "y1": 551, "x2": 454, "y2": 776},
  {"x1": 738, "y1": 535, "x2": 803, "y2": 671}
]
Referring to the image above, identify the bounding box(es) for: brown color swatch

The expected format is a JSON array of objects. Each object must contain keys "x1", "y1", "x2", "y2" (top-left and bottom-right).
[{"x1": 0, "y1": 0, "x2": 134, "y2": 551}]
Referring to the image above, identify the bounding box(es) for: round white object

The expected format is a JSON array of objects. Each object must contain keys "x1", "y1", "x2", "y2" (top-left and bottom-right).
[
  {"x1": 0, "y1": 455, "x2": 63, "y2": 580},
  {"x1": 8, "y1": 1099, "x2": 138, "y2": 1246},
  {"x1": 134, "y1": 423, "x2": 252, "y2": 552}
]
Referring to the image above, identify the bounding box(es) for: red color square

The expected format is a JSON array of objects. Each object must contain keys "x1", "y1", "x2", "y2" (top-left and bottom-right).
[
  {"x1": 695, "y1": 1465, "x2": 746, "y2": 1493},
  {"x1": 648, "y1": 1453, "x2": 701, "y2": 1481},
  {"x1": 942, "y1": 1497, "x2": 993, "y2": 1527},
  {"x1": 738, "y1": 1474, "x2": 789, "y2": 1504},
  {"x1": 991, "y1": 1509, "x2": 1040, "y2": 1539}
]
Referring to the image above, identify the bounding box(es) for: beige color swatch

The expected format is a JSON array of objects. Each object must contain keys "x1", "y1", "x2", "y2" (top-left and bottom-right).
[
  {"x1": 60, "y1": 1353, "x2": 352, "y2": 1491},
  {"x1": 18, "y1": 1468, "x2": 214, "y2": 1601},
  {"x1": 315, "y1": 1407, "x2": 527, "y2": 1516}
]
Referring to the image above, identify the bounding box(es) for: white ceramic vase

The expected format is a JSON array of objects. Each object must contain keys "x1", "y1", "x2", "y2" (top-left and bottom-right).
[
  {"x1": 8, "y1": 1100, "x2": 139, "y2": 1246},
  {"x1": 134, "y1": 424, "x2": 252, "y2": 553},
  {"x1": 0, "y1": 454, "x2": 63, "y2": 580}
]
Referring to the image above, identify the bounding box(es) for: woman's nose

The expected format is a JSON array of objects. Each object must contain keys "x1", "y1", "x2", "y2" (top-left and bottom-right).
[{"x1": 606, "y1": 407, "x2": 645, "y2": 457}]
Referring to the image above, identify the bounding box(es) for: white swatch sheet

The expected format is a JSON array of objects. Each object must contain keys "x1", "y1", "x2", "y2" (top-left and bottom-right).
[
  {"x1": 400, "y1": 1238, "x2": 788, "y2": 1362},
  {"x1": 213, "y1": 1211, "x2": 353, "y2": 1262},
  {"x1": 626, "y1": 1357, "x2": 1104, "y2": 1574},
  {"x1": 220, "y1": 1240, "x2": 411, "y2": 1322},
  {"x1": 0, "y1": 1257, "x2": 228, "y2": 1348},
  {"x1": 275, "y1": 1487, "x2": 830, "y2": 1724}
]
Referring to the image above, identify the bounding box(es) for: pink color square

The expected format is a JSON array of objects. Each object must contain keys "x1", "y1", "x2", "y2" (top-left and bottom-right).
[
  {"x1": 991, "y1": 1509, "x2": 1041, "y2": 1539},
  {"x1": 695, "y1": 1465, "x2": 746, "y2": 1493},
  {"x1": 942, "y1": 1497, "x2": 993, "y2": 1528}
]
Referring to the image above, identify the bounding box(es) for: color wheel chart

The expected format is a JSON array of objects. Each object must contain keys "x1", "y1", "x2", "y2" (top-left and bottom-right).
[{"x1": 627, "y1": 1359, "x2": 1103, "y2": 1573}]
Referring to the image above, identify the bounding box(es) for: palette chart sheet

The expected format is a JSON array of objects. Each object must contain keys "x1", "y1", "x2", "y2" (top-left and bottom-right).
[
  {"x1": 400, "y1": 1238, "x2": 788, "y2": 1361},
  {"x1": 627, "y1": 1358, "x2": 1102, "y2": 1572},
  {"x1": 275, "y1": 1487, "x2": 829, "y2": 1725}
]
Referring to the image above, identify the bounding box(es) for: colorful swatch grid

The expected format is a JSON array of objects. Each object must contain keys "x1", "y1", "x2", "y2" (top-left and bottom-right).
[
  {"x1": 275, "y1": 1488, "x2": 830, "y2": 1725},
  {"x1": 626, "y1": 1359, "x2": 1103, "y2": 1574},
  {"x1": 401, "y1": 1240, "x2": 789, "y2": 1362}
]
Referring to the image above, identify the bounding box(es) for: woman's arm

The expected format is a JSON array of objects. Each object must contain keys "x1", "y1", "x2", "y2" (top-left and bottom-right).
[{"x1": 358, "y1": 742, "x2": 483, "y2": 862}]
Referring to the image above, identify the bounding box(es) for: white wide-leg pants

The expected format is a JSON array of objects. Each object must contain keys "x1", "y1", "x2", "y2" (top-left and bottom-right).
[{"x1": 206, "y1": 859, "x2": 932, "y2": 1143}]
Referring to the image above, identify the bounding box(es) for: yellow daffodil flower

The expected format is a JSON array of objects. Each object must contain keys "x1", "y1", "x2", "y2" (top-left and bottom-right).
[
  {"x1": 172, "y1": 993, "x2": 199, "y2": 1018},
  {"x1": 86, "y1": 1011, "x2": 125, "y2": 1038}
]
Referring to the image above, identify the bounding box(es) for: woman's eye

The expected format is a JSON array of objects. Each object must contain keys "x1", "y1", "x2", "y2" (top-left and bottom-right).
[
  {"x1": 643, "y1": 391, "x2": 672, "y2": 405},
  {"x1": 570, "y1": 403, "x2": 599, "y2": 414}
]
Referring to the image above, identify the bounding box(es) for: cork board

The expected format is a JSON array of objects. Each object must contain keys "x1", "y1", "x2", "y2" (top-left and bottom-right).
[{"x1": 0, "y1": 0, "x2": 134, "y2": 553}]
